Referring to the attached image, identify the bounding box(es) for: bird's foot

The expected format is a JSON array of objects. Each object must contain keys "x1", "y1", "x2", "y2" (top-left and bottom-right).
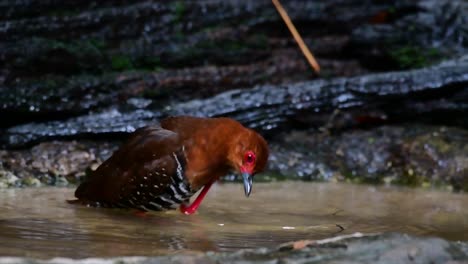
[
  {"x1": 180, "y1": 203, "x2": 197, "y2": 215},
  {"x1": 180, "y1": 180, "x2": 214, "y2": 215}
]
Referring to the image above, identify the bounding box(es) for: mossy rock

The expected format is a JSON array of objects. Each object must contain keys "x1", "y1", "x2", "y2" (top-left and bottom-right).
[
  {"x1": 389, "y1": 46, "x2": 443, "y2": 69},
  {"x1": 0, "y1": 170, "x2": 20, "y2": 188},
  {"x1": 21, "y1": 176, "x2": 42, "y2": 187},
  {"x1": 11, "y1": 38, "x2": 107, "y2": 75}
]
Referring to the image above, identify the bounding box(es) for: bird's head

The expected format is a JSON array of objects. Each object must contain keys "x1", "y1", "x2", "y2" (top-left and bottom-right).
[{"x1": 228, "y1": 129, "x2": 269, "y2": 197}]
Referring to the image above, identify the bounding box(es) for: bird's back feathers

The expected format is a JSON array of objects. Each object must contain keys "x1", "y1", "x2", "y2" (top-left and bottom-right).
[{"x1": 75, "y1": 126, "x2": 195, "y2": 210}]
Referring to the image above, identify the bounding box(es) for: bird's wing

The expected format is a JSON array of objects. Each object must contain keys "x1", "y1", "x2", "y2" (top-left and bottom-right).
[{"x1": 75, "y1": 125, "x2": 184, "y2": 205}]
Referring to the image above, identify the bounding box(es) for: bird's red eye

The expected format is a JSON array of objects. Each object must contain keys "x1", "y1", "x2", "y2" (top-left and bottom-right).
[{"x1": 244, "y1": 151, "x2": 256, "y2": 164}]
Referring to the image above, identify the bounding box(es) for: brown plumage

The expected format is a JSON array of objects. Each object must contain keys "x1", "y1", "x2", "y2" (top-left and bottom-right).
[{"x1": 73, "y1": 116, "x2": 269, "y2": 214}]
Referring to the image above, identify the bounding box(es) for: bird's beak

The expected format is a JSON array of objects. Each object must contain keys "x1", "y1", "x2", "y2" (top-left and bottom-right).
[{"x1": 242, "y1": 172, "x2": 253, "y2": 197}]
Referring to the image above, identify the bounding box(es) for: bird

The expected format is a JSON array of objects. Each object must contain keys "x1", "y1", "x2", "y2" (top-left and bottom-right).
[{"x1": 71, "y1": 116, "x2": 269, "y2": 215}]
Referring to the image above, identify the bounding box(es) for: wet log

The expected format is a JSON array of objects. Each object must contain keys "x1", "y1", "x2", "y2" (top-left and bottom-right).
[
  {"x1": 2, "y1": 60, "x2": 467, "y2": 148},
  {"x1": 0, "y1": 51, "x2": 323, "y2": 128}
]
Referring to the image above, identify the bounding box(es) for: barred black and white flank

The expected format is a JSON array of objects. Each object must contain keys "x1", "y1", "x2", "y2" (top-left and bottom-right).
[
  {"x1": 117, "y1": 150, "x2": 198, "y2": 211},
  {"x1": 73, "y1": 126, "x2": 199, "y2": 211}
]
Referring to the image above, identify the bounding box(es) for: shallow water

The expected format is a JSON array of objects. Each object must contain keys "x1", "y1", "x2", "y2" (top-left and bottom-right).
[{"x1": 0, "y1": 182, "x2": 467, "y2": 259}]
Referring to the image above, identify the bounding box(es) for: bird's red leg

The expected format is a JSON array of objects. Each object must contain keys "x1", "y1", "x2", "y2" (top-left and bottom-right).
[
  {"x1": 180, "y1": 180, "x2": 215, "y2": 215},
  {"x1": 133, "y1": 209, "x2": 149, "y2": 218}
]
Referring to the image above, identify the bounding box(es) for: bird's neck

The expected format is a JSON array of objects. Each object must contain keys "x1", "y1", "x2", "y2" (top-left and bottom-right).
[
  {"x1": 183, "y1": 125, "x2": 234, "y2": 190},
  {"x1": 161, "y1": 117, "x2": 245, "y2": 190}
]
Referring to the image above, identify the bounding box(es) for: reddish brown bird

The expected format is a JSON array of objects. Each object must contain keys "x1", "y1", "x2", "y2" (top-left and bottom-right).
[{"x1": 72, "y1": 116, "x2": 269, "y2": 215}]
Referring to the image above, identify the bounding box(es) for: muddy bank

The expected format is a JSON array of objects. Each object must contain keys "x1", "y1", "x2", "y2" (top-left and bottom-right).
[{"x1": 0, "y1": 233, "x2": 466, "y2": 264}]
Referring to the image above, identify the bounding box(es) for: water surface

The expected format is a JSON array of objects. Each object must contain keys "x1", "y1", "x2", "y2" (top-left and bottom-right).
[{"x1": 0, "y1": 182, "x2": 467, "y2": 259}]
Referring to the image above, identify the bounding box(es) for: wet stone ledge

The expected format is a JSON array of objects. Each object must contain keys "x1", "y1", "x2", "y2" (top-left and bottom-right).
[
  {"x1": 0, "y1": 141, "x2": 118, "y2": 188},
  {"x1": 1, "y1": 124, "x2": 467, "y2": 192},
  {"x1": 0, "y1": 49, "x2": 333, "y2": 129},
  {"x1": 269, "y1": 125, "x2": 468, "y2": 191},
  {"x1": 0, "y1": 233, "x2": 466, "y2": 264}
]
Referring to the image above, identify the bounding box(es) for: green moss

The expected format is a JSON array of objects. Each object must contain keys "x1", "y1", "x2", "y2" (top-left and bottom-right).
[
  {"x1": 394, "y1": 167, "x2": 424, "y2": 187},
  {"x1": 46, "y1": 9, "x2": 81, "y2": 17},
  {"x1": 0, "y1": 170, "x2": 20, "y2": 188},
  {"x1": 111, "y1": 55, "x2": 134, "y2": 71},
  {"x1": 341, "y1": 169, "x2": 384, "y2": 185},
  {"x1": 224, "y1": 41, "x2": 247, "y2": 53},
  {"x1": 172, "y1": 1, "x2": 186, "y2": 22},
  {"x1": 88, "y1": 39, "x2": 107, "y2": 51},
  {"x1": 22, "y1": 176, "x2": 42, "y2": 187},
  {"x1": 17, "y1": 38, "x2": 108, "y2": 74},
  {"x1": 141, "y1": 86, "x2": 168, "y2": 99},
  {"x1": 389, "y1": 46, "x2": 442, "y2": 69},
  {"x1": 44, "y1": 79, "x2": 58, "y2": 88},
  {"x1": 174, "y1": 30, "x2": 185, "y2": 41},
  {"x1": 156, "y1": 32, "x2": 270, "y2": 67},
  {"x1": 427, "y1": 137, "x2": 451, "y2": 154},
  {"x1": 54, "y1": 175, "x2": 69, "y2": 187},
  {"x1": 138, "y1": 56, "x2": 162, "y2": 71},
  {"x1": 388, "y1": 7, "x2": 396, "y2": 14},
  {"x1": 48, "y1": 39, "x2": 104, "y2": 58},
  {"x1": 153, "y1": 66, "x2": 165, "y2": 72},
  {"x1": 459, "y1": 174, "x2": 468, "y2": 192},
  {"x1": 342, "y1": 171, "x2": 363, "y2": 183},
  {"x1": 194, "y1": 35, "x2": 268, "y2": 54},
  {"x1": 201, "y1": 24, "x2": 224, "y2": 34},
  {"x1": 427, "y1": 47, "x2": 441, "y2": 57},
  {"x1": 251, "y1": 34, "x2": 269, "y2": 49}
]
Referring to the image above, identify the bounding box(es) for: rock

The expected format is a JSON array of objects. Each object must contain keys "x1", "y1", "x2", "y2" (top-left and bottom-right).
[
  {"x1": 266, "y1": 233, "x2": 468, "y2": 264},
  {"x1": 0, "y1": 141, "x2": 118, "y2": 186},
  {"x1": 0, "y1": 233, "x2": 465, "y2": 263},
  {"x1": 21, "y1": 176, "x2": 42, "y2": 187},
  {"x1": 270, "y1": 125, "x2": 468, "y2": 191},
  {"x1": 347, "y1": 0, "x2": 468, "y2": 70},
  {"x1": 0, "y1": 51, "x2": 328, "y2": 129},
  {"x1": 3, "y1": 60, "x2": 467, "y2": 148},
  {"x1": 268, "y1": 144, "x2": 335, "y2": 181},
  {"x1": 398, "y1": 128, "x2": 468, "y2": 191},
  {"x1": 0, "y1": 168, "x2": 20, "y2": 188}
]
